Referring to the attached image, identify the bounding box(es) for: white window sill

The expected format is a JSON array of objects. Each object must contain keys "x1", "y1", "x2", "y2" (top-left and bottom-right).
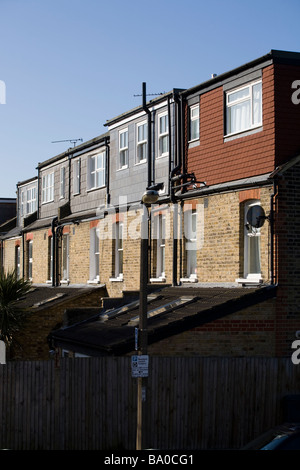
[
  {"x1": 135, "y1": 160, "x2": 147, "y2": 166},
  {"x1": 61, "y1": 280, "x2": 70, "y2": 285},
  {"x1": 180, "y1": 276, "x2": 198, "y2": 283},
  {"x1": 236, "y1": 277, "x2": 263, "y2": 285},
  {"x1": 150, "y1": 277, "x2": 166, "y2": 283},
  {"x1": 87, "y1": 279, "x2": 100, "y2": 285},
  {"x1": 224, "y1": 125, "x2": 262, "y2": 142},
  {"x1": 87, "y1": 185, "x2": 106, "y2": 193},
  {"x1": 109, "y1": 276, "x2": 124, "y2": 282}
]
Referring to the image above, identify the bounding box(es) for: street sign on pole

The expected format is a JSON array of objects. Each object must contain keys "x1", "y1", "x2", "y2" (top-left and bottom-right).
[{"x1": 131, "y1": 355, "x2": 149, "y2": 377}]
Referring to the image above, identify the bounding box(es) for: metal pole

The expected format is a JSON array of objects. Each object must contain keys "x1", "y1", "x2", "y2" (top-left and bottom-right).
[{"x1": 136, "y1": 203, "x2": 149, "y2": 450}]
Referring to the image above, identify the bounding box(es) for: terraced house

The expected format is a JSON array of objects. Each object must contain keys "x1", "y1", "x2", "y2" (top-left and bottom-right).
[{"x1": 1, "y1": 50, "x2": 300, "y2": 360}]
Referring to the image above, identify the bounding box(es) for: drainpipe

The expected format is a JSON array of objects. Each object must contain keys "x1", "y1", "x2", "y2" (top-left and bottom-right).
[
  {"x1": 51, "y1": 216, "x2": 58, "y2": 287},
  {"x1": 105, "y1": 136, "x2": 110, "y2": 205},
  {"x1": 142, "y1": 82, "x2": 152, "y2": 188},
  {"x1": 270, "y1": 179, "x2": 278, "y2": 285},
  {"x1": 171, "y1": 93, "x2": 183, "y2": 285}
]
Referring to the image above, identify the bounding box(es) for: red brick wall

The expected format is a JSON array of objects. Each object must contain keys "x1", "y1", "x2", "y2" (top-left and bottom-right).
[
  {"x1": 274, "y1": 63, "x2": 300, "y2": 165},
  {"x1": 187, "y1": 65, "x2": 276, "y2": 186},
  {"x1": 274, "y1": 160, "x2": 300, "y2": 356}
]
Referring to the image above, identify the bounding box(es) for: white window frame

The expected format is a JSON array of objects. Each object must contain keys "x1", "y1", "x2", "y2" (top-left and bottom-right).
[
  {"x1": 60, "y1": 166, "x2": 66, "y2": 199},
  {"x1": 61, "y1": 234, "x2": 70, "y2": 283},
  {"x1": 226, "y1": 80, "x2": 262, "y2": 136},
  {"x1": 180, "y1": 208, "x2": 198, "y2": 282},
  {"x1": 28, "y1": 240, "x2": 33, "y2": 280},
  {"x1": 89, "y1": 227, "x2": 100, "y2": 283},
  {"x1": 20, "y1": 190, "x2": 25, "y2": 216},
  {"x1": 73, "y1": 159, "x2": 81, "y2": 195},
  {"x1": 157, "y1": 214, "x2": 166, "y2": 279},
  {"x1": 119, "y1": 129, "x2": 128, "y2": 169},
  {"x1": 15, "y1": 245, "x2": 20, "y2": 279},
  {"x1": 48, "y1": 236, "x2": 53, "y2": 283},
  {"x1": 26, "y1": 187, "x2": 37, "y2": 214},
  {"x1": 136, "y1": 121, "x2": 147, "y2": 164},
  {"x1": 158, "y1": 112, "x2": 169, "y2": 158},
  {"x1": 87, "y1": 152, "x2": 106, "y2": 190},
  {"x1": 189, "y1": 104, "x2": 199, "y2": 141},
  {"x1": 115, "y1": 222, "x2": 123, "y2": 279},
  {"x1": 244, "y1": 200, "x2": 262, "y2": 281},
  {"x1": 42, "y1": 172, "x2": 54, "y2": 203}
]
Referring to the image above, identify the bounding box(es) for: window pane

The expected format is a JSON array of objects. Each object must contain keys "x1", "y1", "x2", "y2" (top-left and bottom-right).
[
  {"x1": 228, "y1": 86, "x2": 250, "y2": 103},
  {"x1": 253, "y1": 82, "x2": 262, "y2": 125},
  {"x1": 227, "y1": 100, "x2": 250, "y2": 134}
]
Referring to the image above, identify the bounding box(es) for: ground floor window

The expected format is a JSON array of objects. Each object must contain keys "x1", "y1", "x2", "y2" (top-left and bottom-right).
[
  {"x1": 62, "y1": 234, "x2": 70, "y2": 282},
  {"x1": 27, "y1": 240, "x2": 33, "y2": 280},
  {"x1": 89, "y1": 227, "x2": 99, "y2": 282},
  {"x1": 243, "y1": 199, "x2": 262, "y2": 281},
  {"x1": 185, "y1": 207, "x2": 197, "y2": 280}
]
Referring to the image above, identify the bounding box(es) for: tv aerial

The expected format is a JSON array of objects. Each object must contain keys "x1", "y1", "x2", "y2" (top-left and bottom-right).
[{"x1": 52, "y1": 138, "x2": 83, "y2": 148}]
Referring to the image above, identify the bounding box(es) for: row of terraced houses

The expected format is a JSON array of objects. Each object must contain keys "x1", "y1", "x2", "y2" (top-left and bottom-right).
[{"x1": 1, "y1": 49, "x2": 300, "y2": 360}]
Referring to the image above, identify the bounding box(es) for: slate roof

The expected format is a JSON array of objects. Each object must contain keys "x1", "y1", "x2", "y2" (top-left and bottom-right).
[
  {"x1": 50, "y1": 284, "x2": 276, "y2": 356},
  {"x1": 16, "y1": 284, "x2": 105, "y2": 312}
]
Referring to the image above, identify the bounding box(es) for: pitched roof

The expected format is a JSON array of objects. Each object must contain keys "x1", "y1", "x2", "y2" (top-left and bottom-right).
[{"x1": 50, "y1": 284, "x2": 276, "y2": 356}]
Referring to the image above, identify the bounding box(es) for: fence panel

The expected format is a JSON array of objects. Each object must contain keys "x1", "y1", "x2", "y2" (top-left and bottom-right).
[{"x1": 0, "y1": 357, "x2": 299, "y2": 450}]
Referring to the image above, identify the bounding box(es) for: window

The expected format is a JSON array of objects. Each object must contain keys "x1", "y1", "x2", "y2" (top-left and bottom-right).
[
  {"x1": 243, "y1": 200, "x2": 262, "y2": 281},
  {"x1": 60, "y1": 167, "x2": 66, "y2": 199},
  {"x1": 189, "y1": 104, "x2": 199, "y2": 141},
  {"x1": 115, "y1": 222, "x2": 123, "y2": 279},
  {"x1": 73, "y1": 159, "x2": 81, "y2": 194},
  {"x1": 226, "y1": 80, "x2": 262, "y2": 135},
  {"x1": 185, "y1": 208, "x2": 197, "y2": 279},
  {"x1": 136, "y1": 121, "x2": 147, "y2": 163},
  {"x1": 42, "y1": 172, "x2": 54, "y2": 203},
  {"x1": 119, "y1": 129, "x2": 128, "y2": 169},
  {"x1": 15, "y1": 245, "x2": 20, "y2": 279},
  {"x1": 20, "y1": 191, "x2": 25, "y2": 216},
  {"x1": 158, "y1": 113, "x2": 169, "y2": 157},
  {"x1": 26, "y1": 187, "x2": 36, "y2": 214},
  {"x1": 48, "y1": 236, "x2": 53, "y2": 282},
  {"x1": 62, "y1": 234, "x2": 69, "y2": 282},
  {"x1": 88, "y1": 152, "x2": 106, "y2": 190},
  {"x1": 89, "y1": 227, "x2": 100, "y2": 282},
  {"x1": 28, "y1": 240, "x2": 33, "y2": 280},
  {"x1": 157, "y1": 214, "x2": 166, "y2": 278}
]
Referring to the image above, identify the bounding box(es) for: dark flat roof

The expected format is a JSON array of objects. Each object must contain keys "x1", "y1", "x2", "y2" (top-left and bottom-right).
[{"x1": 50, "y1": 284, "x2": 276, "y2": 356}]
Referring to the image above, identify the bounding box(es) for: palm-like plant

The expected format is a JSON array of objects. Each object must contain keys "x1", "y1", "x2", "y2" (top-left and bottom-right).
[{"x1": 0, "y1": 270, "x2": 32, "y2": 347}]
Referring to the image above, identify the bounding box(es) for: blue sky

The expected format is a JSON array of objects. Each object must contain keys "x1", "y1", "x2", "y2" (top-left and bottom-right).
[{"x1": 0, "y1": 0, "x2": 300, "y2": 198}]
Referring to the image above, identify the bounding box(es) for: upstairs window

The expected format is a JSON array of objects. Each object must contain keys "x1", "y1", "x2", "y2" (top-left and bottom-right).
[
  {"x1": 42, "y1": 172, "x2": 54, "y2": 203},
  {"x1": 226, "y1": 80, "x2": 262, "y2": 136},
  {"x1": 26, "y1": 187, "x2": 37, "y2": 214},
  {"x1": 73, "y1": 159, "x2": 81, "y2": 194},
  {"x1": 136, "y1": 121, "x2": 147, "y2": 163},
  {"x1": 189, "y1": 104, "x2": 199, "y2": 141},
  {"x1": 88, "y1": 152, "x2": 106, "y2": 190},
  {"x1": 60, "y1": 167, "x2": 66, "y2": 199},
  {"x1": 119, "y1": 129, "x2": 128, "y2": 169},
  {"x1": 158, "y1": 113, "x2": 169, "y2": 157}
]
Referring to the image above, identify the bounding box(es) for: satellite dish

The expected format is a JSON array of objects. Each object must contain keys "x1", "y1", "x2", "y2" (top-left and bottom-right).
[{"x1": 246, "y1": 205, "x2": 266, "y2": 228}]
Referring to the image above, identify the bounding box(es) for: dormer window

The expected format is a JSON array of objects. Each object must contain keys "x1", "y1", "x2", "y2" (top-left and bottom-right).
[{"x1": 226, "y1": 80, "x2": 262, "y2": 136}]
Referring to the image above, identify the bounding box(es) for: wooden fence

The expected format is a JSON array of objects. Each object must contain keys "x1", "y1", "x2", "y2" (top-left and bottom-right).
[{"x1": 0, "y1": 356, "x2": 299, "y2": 450}]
